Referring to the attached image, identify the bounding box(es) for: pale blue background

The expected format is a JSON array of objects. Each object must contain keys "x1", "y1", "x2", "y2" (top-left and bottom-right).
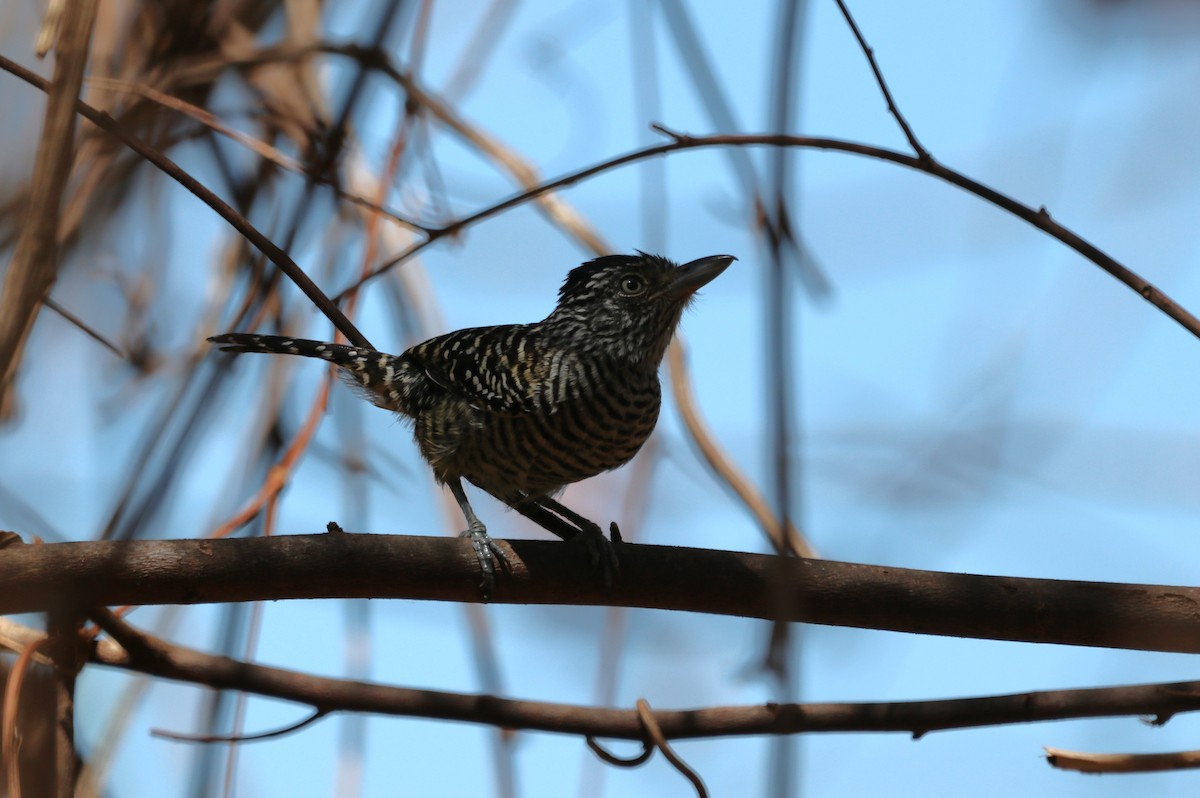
[{"x1": 3, "y1": 1, "x2": 1200, "y2": 796}]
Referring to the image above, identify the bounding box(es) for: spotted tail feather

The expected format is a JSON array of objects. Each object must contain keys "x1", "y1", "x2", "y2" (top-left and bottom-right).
[{"x1": 208, "y1": 333, "x2": 416, "y2": 413}]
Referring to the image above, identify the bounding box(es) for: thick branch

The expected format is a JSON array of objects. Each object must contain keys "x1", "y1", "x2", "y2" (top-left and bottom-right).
[{"x1": 2, "y1": 534, "x2": 1200, "y2": 653}]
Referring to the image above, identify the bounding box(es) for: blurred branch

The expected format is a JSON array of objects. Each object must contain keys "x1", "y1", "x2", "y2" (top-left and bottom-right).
[
  {"x1": 208, "y1": 373, "x2": 333, "y2": 539},
  {"x1": 142, "y1": 41, "x2": 1195, "y2": 342},
  {"x1": 443, "y1": 0, "x2": 519, "y2": 101},
  {"x1": 75, "y1": 606, "x2": 183, "y2": 798},
  {"x1": 0, "y1": 53, "x2": 371, "y2": 351},
  {"x1": 5, "y1": 616, "x2": 1200, "y2": 742},
  {"x1": 0, "y1": 1, "x2": 98, "y2": 415},
  {"x1": 47, "y1": 612, "x2": 85, "y2": 798},
  {"x1": 395, "y1": 70, "x2": 611, "y2": 255},
  {"x1": 8, "y1": 38, "x2": 1183, "y2": 345},
  {"x1": 3, "y1": 533, "x2": 1200, "y2": 652},
  {"x1": 667, "y1": 340, "x2": 814, "y2": 557},
  {"x1": 1, "y1": 636, "x2": 47, "y2": 798},
  {"x1": 657, "y1": 0, "x2": 828, "y2": 299},
  {"x1": 42, "y1": 297, "x2": 126, "y2": 359},
  {"x1": 1045, "y1": 745, "x2": 1200, "y2": 774},
  {"x1": 656, "y1": 0, "x2": 754, "y2": 193},
  {"x1": 84, "y1": 76, "x2": 429, "y2": 234}
]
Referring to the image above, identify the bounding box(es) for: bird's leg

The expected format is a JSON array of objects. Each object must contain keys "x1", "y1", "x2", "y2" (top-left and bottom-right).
[
  {"x1": 449, "y1": 478, "x2": 509, "y2": 597},
  {"x1": 514, "y1": 501, "x2": 614, "y2": 587},
  {"x1": 513, "y1": 502, "x2": 578, "y2": 542},
  {"x1": 525, "y1": 497, "x2": 619, "y2": 587}
]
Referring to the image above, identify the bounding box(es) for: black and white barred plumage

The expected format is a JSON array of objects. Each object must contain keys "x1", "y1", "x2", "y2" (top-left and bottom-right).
[{"x1": 210, "y1": 252, "x2": 733, "y2": 594}]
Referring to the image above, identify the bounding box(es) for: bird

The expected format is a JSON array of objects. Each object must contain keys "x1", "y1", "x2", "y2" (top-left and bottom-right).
[{"x1": 209, "y1": 252, "x2": 733, "y2": 596}]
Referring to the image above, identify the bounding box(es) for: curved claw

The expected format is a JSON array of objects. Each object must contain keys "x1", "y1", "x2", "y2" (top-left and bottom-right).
[
  {"x1": 461, "y1": 522, "x2": 511, "y2": 599},
  {"x1": 570, "y1": 520, "x2": 619, "y2": 588}
]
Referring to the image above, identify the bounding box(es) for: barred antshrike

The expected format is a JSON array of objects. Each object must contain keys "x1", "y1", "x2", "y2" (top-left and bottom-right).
[{"x1": 210, "y1": 253, "x2": 733, "y2": 595}]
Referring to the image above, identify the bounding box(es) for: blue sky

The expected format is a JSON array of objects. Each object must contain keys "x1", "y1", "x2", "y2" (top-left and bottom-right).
[{"x1": 5, "y1": 1, "x2": 1200, "y2": 796}]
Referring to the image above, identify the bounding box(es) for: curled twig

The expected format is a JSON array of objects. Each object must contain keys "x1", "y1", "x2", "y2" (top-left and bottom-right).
[
  {"x1": 586, "y1": 737, "x2": 654, "y2": 768},
  {"x1": 636, "y1": 699, "x2": 708, "y2": 798}
]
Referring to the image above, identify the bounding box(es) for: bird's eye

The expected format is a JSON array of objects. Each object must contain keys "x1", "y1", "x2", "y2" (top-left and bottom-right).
[{"x1": 620, "y1": 275, "x2": 646, "y2": 296}]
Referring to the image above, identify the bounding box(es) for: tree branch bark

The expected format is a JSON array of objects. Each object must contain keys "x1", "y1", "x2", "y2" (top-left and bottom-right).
[
  {"x1": 2, "y1": 533, "x2": 1199, "y2": 653},
  {"x1": 4, "y1": 616, "x2": 1200, "y2": 742}
]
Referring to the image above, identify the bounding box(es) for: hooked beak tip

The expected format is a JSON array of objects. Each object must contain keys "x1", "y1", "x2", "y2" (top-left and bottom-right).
[{"x1": 670, "y1": 254, "x2": 735, "y2": 297}]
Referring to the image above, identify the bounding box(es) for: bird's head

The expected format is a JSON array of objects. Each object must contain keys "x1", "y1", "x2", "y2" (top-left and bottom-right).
[{"x1": 546, "y1": 252, "x2": 734, "y2": 367}]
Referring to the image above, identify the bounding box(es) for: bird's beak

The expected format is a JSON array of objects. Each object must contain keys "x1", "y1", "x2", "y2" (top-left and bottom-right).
[{"x1": 668, "y1": 255, "x2": 735, "y2": 298}]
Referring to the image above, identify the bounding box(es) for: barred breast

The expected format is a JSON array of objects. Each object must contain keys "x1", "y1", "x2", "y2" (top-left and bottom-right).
[{"x1": 417, "y1": 360, "x2": 662, "y2": 504}]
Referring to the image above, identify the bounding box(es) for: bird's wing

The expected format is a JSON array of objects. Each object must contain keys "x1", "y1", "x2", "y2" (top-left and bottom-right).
[{"x1": 406, "y1": 325, "x2": 550, "y2": 415}]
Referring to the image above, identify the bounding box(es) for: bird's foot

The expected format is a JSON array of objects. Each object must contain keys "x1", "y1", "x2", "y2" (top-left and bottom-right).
[
  {"x1": 460, "y1": 521, "x2": 510, "y2": 599},
  {"x1": 569, "y1": 519, "x2": 620, "y2": 588}
]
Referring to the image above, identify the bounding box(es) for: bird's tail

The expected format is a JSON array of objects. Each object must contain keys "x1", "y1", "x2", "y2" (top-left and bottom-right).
[{"x1": 209, "y1": 333, "x2": 415, "y2": 413}]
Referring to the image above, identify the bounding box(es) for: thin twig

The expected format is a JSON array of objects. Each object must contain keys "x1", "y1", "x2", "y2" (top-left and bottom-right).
[
  {"x1": 222, "y1": 594, "x2": 268, "y2": 797},
  {"x1": 88, "y1": 607, "x2": 169, "y2": 662},
  {"x1": 586, "y1": 737, "x2": 654, "y2": 767},
  {"x1": 580, "y1": 439, "x2": 661, "y2": 796},
  {"x1": 150, "y1": 42, "x2": 1191, "y2": 342},
  {"x1": 635, "y1": 699, "x2": 708, "y2": 798},
  {"x1": 832, "y1": 0, "x2": 929, "y2": 160},
  {"x1": 42, "y1": 297, "x2": 126, "y2": 359},
  {"x1": 335, "y1": 129, "x2": 1200, "y2": 342},
  {"x1": 654, "y1": 0, "x2": 829, "y2": 298}
]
